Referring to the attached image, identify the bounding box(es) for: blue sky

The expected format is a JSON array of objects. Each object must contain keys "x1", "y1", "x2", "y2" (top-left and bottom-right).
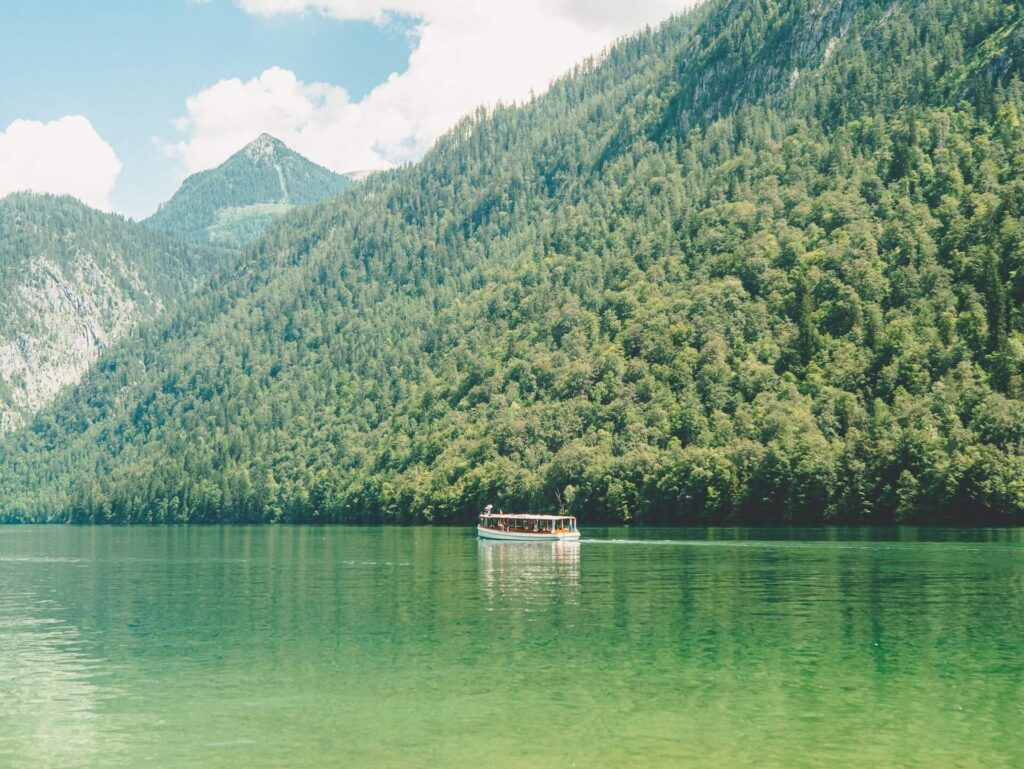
[
  {"x1": 2, "y1": 1, "x2": 414, "y2": 216},
  {"x1": 0, "y1": 0, "x2": 687, "y2": 219}
]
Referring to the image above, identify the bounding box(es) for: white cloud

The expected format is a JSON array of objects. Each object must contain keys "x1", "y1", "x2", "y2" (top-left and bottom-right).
[
  {"x1": 166, "y1": 0, "x2": 694, "y2": 177},
  {"x1": 0, "y1": 116, "x2": 122, "y2": 211}
]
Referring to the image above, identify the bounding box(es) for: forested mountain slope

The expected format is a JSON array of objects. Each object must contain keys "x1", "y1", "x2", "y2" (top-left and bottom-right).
[
  {"x1": 2, "y1": 0, "x2": 1023, "y2": 525},
  {"x1": 144, "y1": 134, "x2": 352, "y2": 248},
  {"x1": 0, "y1": 193, "x2": 226, "y2": 433}
]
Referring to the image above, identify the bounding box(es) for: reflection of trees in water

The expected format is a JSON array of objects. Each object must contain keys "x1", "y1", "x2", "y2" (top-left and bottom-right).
[{"x1": 478, "y1": 540, "x2": 580, "y2": 607}]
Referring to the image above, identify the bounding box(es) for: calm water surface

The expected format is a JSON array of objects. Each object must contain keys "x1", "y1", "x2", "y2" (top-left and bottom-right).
[{"x1": 0, "y1": 526, "x2": 1021, "y2": 768}]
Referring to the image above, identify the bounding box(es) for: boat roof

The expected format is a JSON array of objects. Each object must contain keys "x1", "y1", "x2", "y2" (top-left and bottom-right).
[{"x1": 480, "y1": 513, "x2": 575, "y2": 520}]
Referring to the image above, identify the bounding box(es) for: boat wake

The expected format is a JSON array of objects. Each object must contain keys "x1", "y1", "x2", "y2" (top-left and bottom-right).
[
  {"x1": 580, "y1": 538, "x2": 1011, "y2": 550},
  {"x1": 580, "y1": 538, "x2": 701, "y2": 546}
]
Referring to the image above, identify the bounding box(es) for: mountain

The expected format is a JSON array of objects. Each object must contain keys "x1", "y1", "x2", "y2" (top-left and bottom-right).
[
  {"x1": 1, "y1": 0, "x2": 1023, "y2": 525},
  {"x1": 0, "y1": 193, "x2": 228, "y2": 433},
  {"x1": 144, "y1": 134, "x2": 353, "y2": 248}
]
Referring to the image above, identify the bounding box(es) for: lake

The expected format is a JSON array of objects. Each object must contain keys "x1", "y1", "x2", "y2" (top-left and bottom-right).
[{"x1": 1, "y1": 525, "x2": 1021, "y2": 768}]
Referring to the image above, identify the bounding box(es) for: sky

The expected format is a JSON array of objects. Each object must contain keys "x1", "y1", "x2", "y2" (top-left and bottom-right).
[{"x1": 1, "y1": 0, "x2": 693, "y2": 219}]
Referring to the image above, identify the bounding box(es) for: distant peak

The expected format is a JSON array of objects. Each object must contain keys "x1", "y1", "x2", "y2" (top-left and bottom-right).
[{"x1": 245, "y1": 133, "x2": 285, "y2": 160}]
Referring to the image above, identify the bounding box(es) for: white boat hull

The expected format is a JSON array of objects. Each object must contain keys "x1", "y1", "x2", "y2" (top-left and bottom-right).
[{"x1": 477, "y1": 526, "x2": 581, "y2": 542}]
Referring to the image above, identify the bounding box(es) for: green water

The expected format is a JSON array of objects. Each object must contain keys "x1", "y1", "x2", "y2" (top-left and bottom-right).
[{"x1": 0, "y1": 526, "x2": 1021, "y2": 769}]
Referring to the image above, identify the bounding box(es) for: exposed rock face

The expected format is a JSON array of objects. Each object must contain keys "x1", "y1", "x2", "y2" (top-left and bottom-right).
[
  {"x1": 0, "y1": 255, "x2": 153, "y2": 432},
  {"x1": 245, "y1": 133, "x2": 280, "y2": 161},
  {"x1": 0, "y1": 192, "x2": 225, "y2": 433}
]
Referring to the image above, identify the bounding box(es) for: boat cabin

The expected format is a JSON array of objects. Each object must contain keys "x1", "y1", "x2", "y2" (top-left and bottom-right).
[{"x1": 478, "y1": 512, "x2": 578, "y2": 534}]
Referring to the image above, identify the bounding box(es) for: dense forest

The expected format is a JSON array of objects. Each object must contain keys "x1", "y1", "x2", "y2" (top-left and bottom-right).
[
  {"x1": 1, "y1": 0, "x2": 1022, "y2": 525},
  {"x1": 144, "y1": 134, "x2": 352, "y2": 248}
]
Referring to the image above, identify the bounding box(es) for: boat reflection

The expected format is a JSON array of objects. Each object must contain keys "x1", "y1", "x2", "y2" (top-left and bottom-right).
[{"x1": 478, "y1": 539, "x2": 580, "y2": 607}]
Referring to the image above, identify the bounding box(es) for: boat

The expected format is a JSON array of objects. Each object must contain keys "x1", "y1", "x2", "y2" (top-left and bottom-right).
[{"x1": 477, "y1": 504, "x2": 581, "y2": 541}]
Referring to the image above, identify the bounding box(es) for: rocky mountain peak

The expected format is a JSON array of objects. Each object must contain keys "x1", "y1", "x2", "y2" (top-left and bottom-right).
[{"x1": 244, "y1": 133, "x2": 285, "y2": 161}]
